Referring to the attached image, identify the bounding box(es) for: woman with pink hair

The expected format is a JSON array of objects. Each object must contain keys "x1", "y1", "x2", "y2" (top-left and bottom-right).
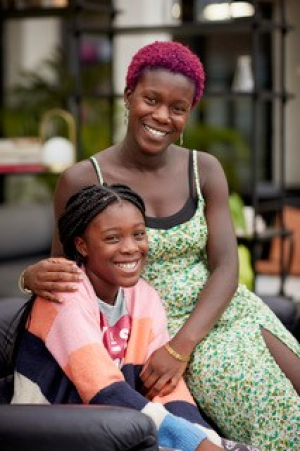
[{"x1": 20, "y1": 40, "x2": 300, "y2": 450}]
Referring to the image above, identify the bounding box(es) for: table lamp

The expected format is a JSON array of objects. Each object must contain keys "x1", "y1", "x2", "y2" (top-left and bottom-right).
[{"x1": 40, "y1": 108, "x2": 76, "y2": 173}]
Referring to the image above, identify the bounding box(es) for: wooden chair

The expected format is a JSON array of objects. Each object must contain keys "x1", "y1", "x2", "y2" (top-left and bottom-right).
[
  {"x1": 256, "y1": 206, "x2": 300, "y2": 277},
  {"x1": 256, "y1": 206, "x2": 300, "y2": 339}
]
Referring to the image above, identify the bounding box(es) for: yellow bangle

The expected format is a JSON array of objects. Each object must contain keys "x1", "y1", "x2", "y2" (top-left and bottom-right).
[
  {"x1": 164, "y1": 342, "x2": 190, "y2": 363},
  {"x1": 18, "y1": 270, "x2": 33, "y2": 295}
]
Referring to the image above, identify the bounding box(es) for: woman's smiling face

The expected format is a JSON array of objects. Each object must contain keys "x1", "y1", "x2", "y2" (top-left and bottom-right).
[
  {"x1": 75, "y1": 200, "x2": 148, "y2": 304},
  {"x1": 125, "y1": 68, "x2": 195, "y2": 153}
]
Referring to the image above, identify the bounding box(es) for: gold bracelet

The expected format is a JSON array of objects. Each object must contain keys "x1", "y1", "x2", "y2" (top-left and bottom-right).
[
  {"x1": 18, "y1": 270, "x2": 33, "y2": 295},
  {"x1": 164, "y1": 342, "x2": 190, "y2": 363}
]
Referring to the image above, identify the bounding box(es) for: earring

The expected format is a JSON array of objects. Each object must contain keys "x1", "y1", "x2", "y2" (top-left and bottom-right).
[
  {"x1": 180, "y1": 132, "x2": 183, "y2": 146},
  {"x1": 124, "y1": 104, "x2": 129, "y2": 125}
]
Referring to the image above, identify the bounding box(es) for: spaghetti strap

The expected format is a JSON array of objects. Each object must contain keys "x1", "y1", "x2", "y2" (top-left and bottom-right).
[
  {"x1": 90, "y1": 156, "x2": 104, "y2": 185},
  {"x1": 192, "y1": 150, "x2": 201, "y2": 198}
]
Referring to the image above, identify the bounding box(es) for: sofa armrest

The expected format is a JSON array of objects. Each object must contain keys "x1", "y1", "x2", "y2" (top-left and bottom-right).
[
  {"x1": 0, "y1": 298, "x2": 26, "y2": 378},
  {"x1": 0, "y1": 404, "x2": 158, "y2": 451}
]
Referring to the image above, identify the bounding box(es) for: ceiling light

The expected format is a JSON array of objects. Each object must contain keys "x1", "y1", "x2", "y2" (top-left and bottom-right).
[
  {"x1": 196, "y1": 1, "x2": 255, "y2": 22},
  {"x1": 231, "y1": 2, "x2": 255, "y2": 18}
]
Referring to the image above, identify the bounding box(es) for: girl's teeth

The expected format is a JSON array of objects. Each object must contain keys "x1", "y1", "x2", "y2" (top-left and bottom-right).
[{"x1": 117, "y1": 262, "x2": 137, "y2": 269}]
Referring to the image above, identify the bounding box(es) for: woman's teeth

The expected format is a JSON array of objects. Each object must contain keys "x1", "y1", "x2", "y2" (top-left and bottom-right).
[{"x1": 144, "y1": 125, "x2": 166, "y2": 137}]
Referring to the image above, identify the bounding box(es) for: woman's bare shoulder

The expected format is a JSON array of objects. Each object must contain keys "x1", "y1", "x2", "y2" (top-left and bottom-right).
[
  {"x1": 59, "y1": 159, "x2": 95, "y2": 189},
  {"x1": 53, "y1": 154, "x2": 104, "y2": 214},
  {"x1": 194, "y1": 150, "x2": 228, "y2": 194},
  {"x1": 59, "y1": 148, "x2": 114, "y2": 187},
  {"x1": 196, "y1": 150, "x2": 222, "y2": 168}
]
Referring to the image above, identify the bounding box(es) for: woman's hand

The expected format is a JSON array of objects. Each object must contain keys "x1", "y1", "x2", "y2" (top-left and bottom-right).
[
  {"x1": 140, "y1": 344, "x2": 188, "y2": 399},
  {"x1": 24, "y1": 258, "x2": 83, "y2": 302}
]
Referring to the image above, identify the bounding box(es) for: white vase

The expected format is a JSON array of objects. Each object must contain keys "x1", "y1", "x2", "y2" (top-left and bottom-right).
[{"x1": 232, "y1": 55, "x2": 254, "y2": 92}]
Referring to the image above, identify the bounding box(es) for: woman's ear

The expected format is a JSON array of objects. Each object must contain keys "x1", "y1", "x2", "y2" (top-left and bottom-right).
[
  {"x1": 124, "y1": 87, "x2": 132, "y2": 104},
  {"x1": 74, "y1": 236, "x2": 88, "y2": 258}
]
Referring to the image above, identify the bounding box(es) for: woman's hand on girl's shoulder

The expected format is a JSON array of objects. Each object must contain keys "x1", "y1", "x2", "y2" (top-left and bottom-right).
[{"x1": 24, "y1": 258, "x2": 83, "y2": 303}]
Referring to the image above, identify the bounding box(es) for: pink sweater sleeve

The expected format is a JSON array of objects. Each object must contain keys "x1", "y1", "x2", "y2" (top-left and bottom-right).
[{"x1": 29, "y1": 275, "x2": 125, "y2": 404}]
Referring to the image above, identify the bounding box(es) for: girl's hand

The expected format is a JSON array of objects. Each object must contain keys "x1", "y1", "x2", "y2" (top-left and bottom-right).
[
  {"x1": 140, "y1": 345, "x2": 188, "y2": 399},
  {"x1": 24, "y1": 258, "x2": 83, "y2": 302}
]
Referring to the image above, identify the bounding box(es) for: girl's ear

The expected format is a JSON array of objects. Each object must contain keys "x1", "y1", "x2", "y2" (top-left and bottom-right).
[{"x1": 74, "y1": 236, "x2": 88, "y2": 258}]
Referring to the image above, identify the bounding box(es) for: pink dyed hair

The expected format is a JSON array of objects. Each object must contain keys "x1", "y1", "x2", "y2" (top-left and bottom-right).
[{"x1": 125, "y1": 40, "x2": 205, "y2": 107}]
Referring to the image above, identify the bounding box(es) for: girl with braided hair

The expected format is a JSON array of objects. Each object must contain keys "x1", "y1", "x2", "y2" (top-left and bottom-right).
[
  {"x1": 10, "y1": 183, "x2": 257, "y2": 451},
  {"x1": 20, "y1": 40, "x2": 299, "y2": 449}
]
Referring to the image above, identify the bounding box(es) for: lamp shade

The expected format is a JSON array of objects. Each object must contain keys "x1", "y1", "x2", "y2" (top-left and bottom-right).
[{"x1": 42, "y1": 137, "x2": 75, "y2": 173}]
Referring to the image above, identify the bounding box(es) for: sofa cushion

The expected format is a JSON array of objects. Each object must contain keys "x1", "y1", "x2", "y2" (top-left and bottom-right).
[{"x1": 0, "y1": 405, "x2": 158, "y2": 451}]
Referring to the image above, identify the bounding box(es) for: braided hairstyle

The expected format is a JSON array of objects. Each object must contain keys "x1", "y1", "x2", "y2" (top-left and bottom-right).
[{"x1": 58, "y1": 184, "x2": 146, "y2": 263}]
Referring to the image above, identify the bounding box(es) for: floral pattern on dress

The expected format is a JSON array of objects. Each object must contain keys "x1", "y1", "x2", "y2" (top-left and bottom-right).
[{"x1": 142, "y1": 151, "x2": 300, "y2": 450}]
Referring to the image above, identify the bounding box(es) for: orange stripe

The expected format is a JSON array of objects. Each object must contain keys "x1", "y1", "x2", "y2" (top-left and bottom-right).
[
  {"x1": 154, "y1": 378, "x2": 196, "y2": 405},
  {"x1": 28, "y1": 297, "x2": 58, "y2": 341},
  {"x1": 124, "y1": 317, "x2": 154, "y2": 364},
  {"x1": 64, "y1": 343, "x2": 124, "y2": 403}
]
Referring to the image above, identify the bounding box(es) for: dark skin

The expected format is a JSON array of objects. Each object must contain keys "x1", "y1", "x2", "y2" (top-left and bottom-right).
[{"x1": 24, "y1": 68, "x2": 300, "y2": 399}]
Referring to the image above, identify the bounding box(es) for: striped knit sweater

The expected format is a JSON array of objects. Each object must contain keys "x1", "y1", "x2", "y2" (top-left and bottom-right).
[{"x1": 12, "y1": 275, "x2": 222, "y2": 451}]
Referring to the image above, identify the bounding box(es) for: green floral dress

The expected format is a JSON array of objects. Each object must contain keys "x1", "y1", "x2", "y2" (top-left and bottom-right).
[
  {"x1": 90, "y1": 152, "x2": 300, "y2": 450},
  {"x1": 142, "y1": 151, "x2": 300, "y2": 450}
]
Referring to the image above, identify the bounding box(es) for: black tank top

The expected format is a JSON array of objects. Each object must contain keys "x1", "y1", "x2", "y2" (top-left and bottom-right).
[{"x1": 90, "y1": 151, "x2": 197, "y2": 230}]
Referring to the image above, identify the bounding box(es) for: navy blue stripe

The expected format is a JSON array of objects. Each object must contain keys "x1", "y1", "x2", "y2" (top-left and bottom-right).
[
  {"x1": 121, "y1": 363, "x2": 143, "y2": 391},
  {"x1": 90, "y1": 380, "x2": 147, "y2": 410},
  {"x1": 16, "y1": 331, "x2": 81, "y2": 403}
]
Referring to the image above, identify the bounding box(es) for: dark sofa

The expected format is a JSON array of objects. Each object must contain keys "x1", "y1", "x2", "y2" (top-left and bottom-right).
[
  {"x1": 0, "y1": 297, "x2": 159, "y2": 451},
  {"x1": 0, "y1": 404, "x2": 158, "y2": 451}
]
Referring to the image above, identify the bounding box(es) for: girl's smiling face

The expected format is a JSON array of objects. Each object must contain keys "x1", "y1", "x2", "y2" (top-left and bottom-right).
[{"x1": 75, "y1": 200, "x2": 148, "y2": 304}]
